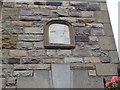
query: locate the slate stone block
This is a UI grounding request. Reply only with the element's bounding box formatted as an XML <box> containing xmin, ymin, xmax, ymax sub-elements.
<box><xmin>33</xmin><ymin>9</ymin><xmax>50</xmax><ymax>16</ymax></box>
<box><xmin>109</xmin><ymin>51</ymin><xmax>119</xmax><ymax>63</ymax></box>
<box><xmin>75</xmin><ymin>36</ymin><xmax>89</xmax><ymax>42</ymax></box>
<box><xmin>47</xmin><ymin>2</ymin><xmax>62</xmax><ymax>6</ymax></box>
<box><xmin>94</xmin><ymin>11</ymin><xmax>110</xmax><ymax>22</ymax></box>
<box><xmin>20</xmin><ymin>9</ymin><xmax>33</xmax><ymax>16</ymax></box>
<box><xmin>72</xmin><ymin>70</ymin><xmax>88</xmax><ymax>88</ymax></box>
<box><xmin>98</xmin><ymin>36</ymin><xmax>117</xmax><ymax>50</ymax></box>
<box><xmin>96</xmin><ymin>64</ymin><xmax>118</xmax><ymax>76</ymax></box>
<box><xmin>72</xmin><ymin>70</ymin><xmax>104</xmax><ymax>88</ymax></box>
<box><xmin>70</xmin><ymin>3</ymin><xmax>88</xmax><ymax>11</ymax></box>
<box><xmin>8</xmin><ymin>58</ymin><xmax>20</xmax><ymax>64</ymax></box>
<box><xmin>103</xmin><ymin>23</ymin><xmax>113</xmax><ymax>36</ymax></box>
<box><xmin>19</xmin><ymin>16</ymin><xmax>41</xmax><ymax>21</ymax></box>
<box><xmin>52</xmin><ymin>64</ymin><xmax>70</xmax><ymax>88</ymax></box>
<box><xmin>17</xmin><ymin>70</ymin><xmax>50</xmax><ymax>88</ymax></box>
<box><xmin>11</xmin><ymin>27</ymin><xmax>24</xmax><ymax>34</ymax></box>
<box><xmin>86</xmin><ymin>4</ymin><xmax>100</xmax><ymax>11</ymax></box>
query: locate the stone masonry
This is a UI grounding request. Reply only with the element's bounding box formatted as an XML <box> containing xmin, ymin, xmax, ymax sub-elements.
<box><xmin>1</xmin><ymin>0</ymin><xmax>120</xmax><ymax>88</ymax></box>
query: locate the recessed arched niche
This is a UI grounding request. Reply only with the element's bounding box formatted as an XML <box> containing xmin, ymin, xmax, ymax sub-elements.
<box><xmin>44</xmin><ymin>20</ymin><xmax>75</xmax><ymax>49</ymax></box>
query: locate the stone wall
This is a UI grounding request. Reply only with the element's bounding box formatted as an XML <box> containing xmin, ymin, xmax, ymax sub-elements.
<box><xmin>1</xmin><ymin>0</ymin><xmax>119</xmax><ymax>88</ymax></box>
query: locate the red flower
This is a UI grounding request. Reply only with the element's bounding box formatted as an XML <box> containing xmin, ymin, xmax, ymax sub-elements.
<box><xmin>111</xmin><ymin>76</ymin><xmax>119</xmax><ymax>82</ymax></box>
<box><xmin>105</xmin><ymin>82</ymin><xmax>112</xmax><ymax>86</ymax></box>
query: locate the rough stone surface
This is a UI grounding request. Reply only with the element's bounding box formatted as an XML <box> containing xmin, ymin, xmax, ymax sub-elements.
<box><xmin>71</xmin><ymin>63</ymin><xmax>95</xmax><ymax>70</ymax></box>
<box><xmin>2</xmin><ymin>35</ymin><xmax>17</xmax><ymax>49</ymax></box>
<box><xmin>57</xmin><ymin>50</ymin><xmax>71</xmax><ymax>56</ymax></box>
<box><xmin>8</xmin><ymin>58</ymin><xmax>20</xmax><ymax>64</ymax></box>
<box><xmin>17</xmin><ymin>70</ymin><xmax>50</xmax><ymax>88</ymax></box>
<box><xmin>46</xmin><ymin>50</ymin><xmax>57</xmax><ymax>57</ymax></box>
<box><xmin>81</xmin><ymin>11</ymin><xmax>94</xmax><ymax>17</ymax></box>
<box><xmin>42</xmin><ymin>59</ymin><xmax>64</xmax><ymax>64</ymax></box>
<box><xmin>33</xmin><ymin>9</ymin><xmax>50</xmax><ymax>16</ymax></box>
<box><xmin>72</xmin><ymin>70</ymin><xmax>88</xmax><ymax>88</ymax></box>
<box><xmin>17</xmin><ymin>42</ymin><xmax>33</xmax><ymax>50</ymax></box>
<box><xmin>91</xmin><ymin>29</ymin><xmax>104</xmax><ymax>36</ymax></box>
<box><xmin>51</xmin><ymin>9</ymin><xmax>69</xmax><ymax>17</ymax></box>
<box><xmin>12</xmin><ymin>21</ymin><xmax>33</xmax><ymax>26</ymax></box>
<box><xmin>64</xmin><ymin>57</ymin><xmax>83</xmax><ymax>63</ymax></box>
<box><xmin>13</xmin><ymin>71</ymin><xmax>33</xmax><ymax>77</ymax></box>
<box><xmin>6</xmin><ymin>77</ymin><xmax>17</xmax><ymax>86</ymax></box>
<box><xmin>33</xmin><ymin>42</ymin><xmax>44</xmax><ymax>49</ymax></box>
<box><xmin>11</xmin><ymin>27</ymin><xmax>24</xmax><ymax>34</ymax></box>
<box><xmin>84</xmin><ymin>57</ymin><xmax>101</xmax><ymax>63</ymax></box>
<box><xmin>89</xmin><ymin>36</ymin><xmax>98</xmax><ymax>42</ymax></box>
<box><xmin>98</xmin><ymin>37</ymin><xmax>117</xmax><ymax>50</ymax></box>
<box><xmin>28</xmin><ymin>50</ymin><xmax>45</xmax><ymax>57</ymax></box>
<box><xmin>75</xmin><ymin>36</ymin><xmax>89</xmax><ymax>42</ymax></box>
<box><xmin>103</xmin><ymin>23</ymin><xmax>113</xmax><ymax>36</ymax></box>
<box><xmin>96</xmin><ymin>64</ymin><xmax>118</xmax><ymax>76</ymax></box>
<box><xmin>20</xmin><ymin>9</ymin><xmax>33</xmax><ymax>16</ymax></box>
<box><xmin>69</xmin><ymin>9</ymin><xmax>81</xmax><ymax>17</ymax></box>
<box><xmin>18</xmin><ymin>35</ymin><xmax>43</xmax><ymax>41</ymax></box>
<box><xmin>25</xmin><ymin>27</ymin><xmax>43</xmax><ymax>34</ymax></box>
<box><xmin>94</xmin><ymin>11</ymin><xmax>110</xmax><ymax>22</ymax></box>
<box><xmin>14</xmin><ymin>64</ymin><xmax>27</xmax><ymax>70</ymax></box>
<box><xmin>40</xmin><ymin>6</ymin><xmax>57</xmax><ymax>9</ymax></box>
<box><xmin>20</xmin><ymin>16</ymin><xmax>41</xmax><ymax>21</ymax></box>
<box><xmin>89</xmin><ymin>70</ymin><xmax>96</xmax><ymax>76</ymax></box>
<box><xmin>76</xmin><ymin>18</ymin><xmax>95</xmax><ymax>23</ymax></box>
<box><xmin>86</xmin><ymin>23</ymin><xmax>103</xmax><ymax>28</ymax></box>
<box><xmin>27</xmin><ymin>64</ymin><xmax>50</xmax><ymax>70</ymax></box>
<box><xmin>109</xmin><ymin>51</ymin><xmax>119</xmax><ymax>63</ymax></box>
<box><xmin>100</xmin><ymin>3</ymin><xmax>107</xmax><ymax>10</ymax></box>
<box><xmin>9</xmin><ymin>50</ymin><xmax>27</xmax><ymax>57</ymax></box>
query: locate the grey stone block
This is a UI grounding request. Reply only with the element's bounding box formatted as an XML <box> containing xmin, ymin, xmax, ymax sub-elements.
<box><xmin>17</xmin><ymin>70</ymin><xmax>50</xmax><ymax>88</ymax></box>
<box><xmin>28</xmin><ymin>50</ymin><xmax>45</xmax><ymax>57</ymax></box>
<box><xmin>94</xmin><ymin>11</ymin><xmax>110</xmax><ymax>22</ymax></box>
<box><xmin>8</xmin><ymin>58</ymin><xmax>20</xmax><ymax>64</ymax></box>
<box><xmin>75</xmin><ymin>36</ymin><xmax>89</xmax><ymax>42</ymax></box>
<box><xmin>20</xmin><ymin>9</ymin><xmax>33</xmax><ymax>16</ymax></box>
<box><xmin>86</xmin><ymin>77</ymin><xmax>104</xmax><ymax>88</ymax></box>
<box><xmin>24</xmin><ymin>27</ymin><xmax>43</xmax><ymax>34</ymax></box>
<box><xmin>52</xmin><ymin>64</ymin><xmax>70</xmax><ymax>88</ymax></box>
<box><xmin>18</xmin><ymin>35</ymin><xmax>43</xmax><ymax>41</ymax></box>
<box><xmin>72</xmin><ymin>70</ymin><xmax>104</xmax><ymax>88</ymax></box>
<box><xmin>51</xmin><ymin>9</ymin><xmax>69</xmax><ymax>17</ymax></box>
<box><xmin>86</xmin><ymin>4</ymin><xmax>100</xmax><ymax>11</ymax></box>
<box><xmin>73</xmin><ymin>46</ymin><xmax>91</xmax><ymax>57</ymax></box>
<box><xmin>103</xmin><ymin>23</ymin><xmax>113</xmax><ymax>36</ymax></box>
<box><xmin>17</xmin><ymin>42</ymin><xmax>33</xmax><ymax>50</ymax></box>
<box><xmin>91</xmin><ymin>29</ymin><xmax>104</xmax><ymax>36</ymax></box>
<box><xmin>72</xmin><ymin>70</ymin><xmax>88</xmax><ymax>88</ymax></box>
<box><xmin>109</xmin><ymin>51</ymin><xmax>119</xmax><ymax>63</ymax></box>
<box><xmin>20</xmin><ymin>16</ymin><xmax>41</xmax><ymax>21</ymax></box>
<box><xmin>98</xmin><ymin>36</ymin><xmax>117</xmax><ymax>50</ymax></box>
<box><xmin>69</xmin><ymin>9</ymin><xmax>81</xmax><ymax>17</ymax></box>
<box><xmin>96</xmin><ymin>64</ymin><xmax>118</xmax><ymax>76</ymax></box>
<box><xmin>11</xmin><ymin>27</ymin><xmax>24</xmax><ymax>34</ymax></box>
<box><xmin>33</xmin><ymin>9</ymin><xmax>50</xmax><ymax>16</ymax></box>
<box><xmin>13</xmin><ymin>70</ymin><xmax>33</xmax><ymax>77</ymax></box>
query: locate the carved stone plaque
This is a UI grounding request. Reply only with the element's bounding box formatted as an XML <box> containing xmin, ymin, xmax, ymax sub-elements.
<box><xmin>44</xmin><ymin>20</ymin><xmax>75</xmax><ymax>49</ymax></box>
<box><xmin>49</xmin><ymin>24</ymin><xmax>70</xmax><ymax>45</ymax></box>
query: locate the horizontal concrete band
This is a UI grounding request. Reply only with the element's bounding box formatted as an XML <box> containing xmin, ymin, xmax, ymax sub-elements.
<box><xmin>2</xmin><ymin>0</ymin><xmax>106</xmax><ymax>2</ymax></box>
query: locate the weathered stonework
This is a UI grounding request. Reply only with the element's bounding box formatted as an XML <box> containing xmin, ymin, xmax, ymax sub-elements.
<box><xmin>2</xmin><ymin>35</ymin><xmax>17</xmax><ymax>49</ymax></box>
<box><xmin>1</xmin><ymin>0</ymin><xmax>119</xmax><ymax>88</ymax></box>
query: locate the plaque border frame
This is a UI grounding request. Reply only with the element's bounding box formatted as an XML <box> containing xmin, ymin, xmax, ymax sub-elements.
<box><xmin>44</xmin><ymin>20</ymin><xmax>75</xmax><ymax>49</ymax></box>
